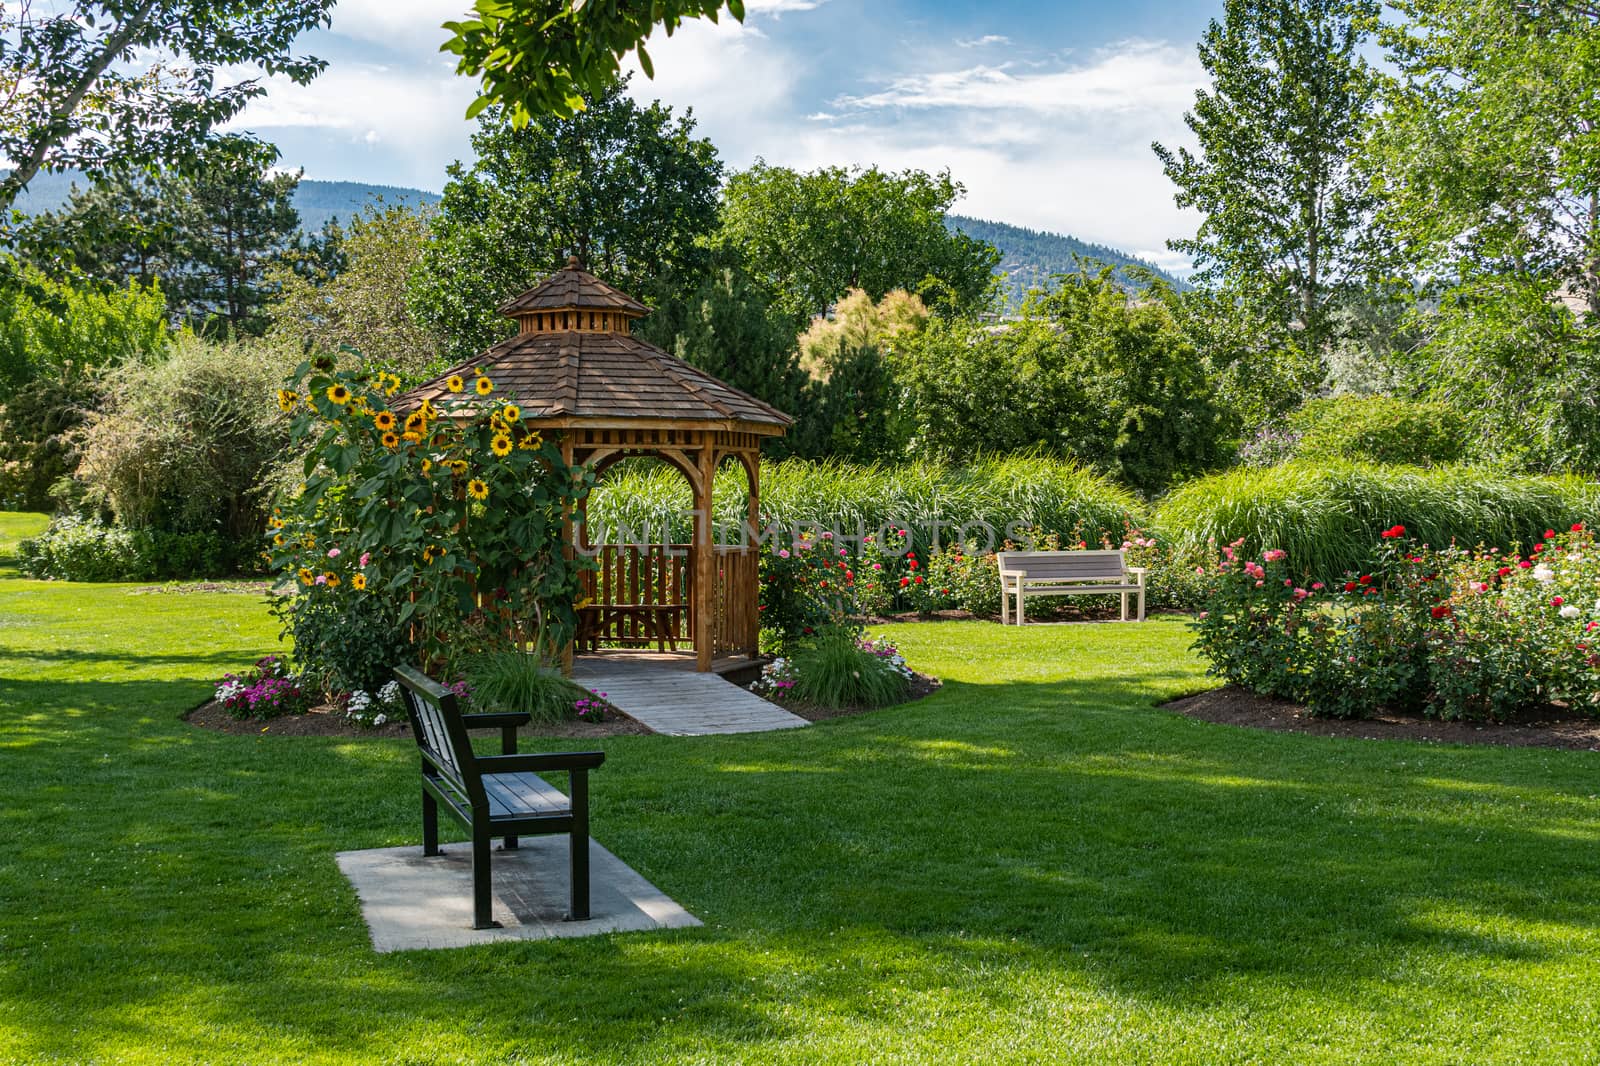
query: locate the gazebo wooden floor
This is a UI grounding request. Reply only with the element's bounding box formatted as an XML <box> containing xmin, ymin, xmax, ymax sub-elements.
<box><xmin>572</xmin><ymin>654</ymin><xmax>808</xmax><ymax>737</ymax></box>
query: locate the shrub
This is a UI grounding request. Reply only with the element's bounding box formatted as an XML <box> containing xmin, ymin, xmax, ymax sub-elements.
<box><xmin>1156</xmin><ymin>461</ymin><xmax>1598</xmax><ymax>586</ymax></box>
<box><xmin>18</xmin><ymin>516</ymin><xmax>240</xmax><ymax>581</ymax></box>
<box><xmin>1288</xmin><ymin>396</ymin><xmax>1467</xmax><ymax>466</ymax></box>
<box><xmin>75</xmin><ymin>334</ymin><xmax>298</xmax><ymax>559</ymax></box>
<box><xmin>278</xmin><ymin>587</ymin><xmax>411</xmax><ymax>697</ymax></box>
<box><xmin>759</xmin><ymin>530</ymin><xmax>860</xmax><ymax>649</ymax></box>
<box><xmin>1191</xmin><ymin>525</ymin><xmax>1600</xmax><ymax>721</ymax></box>
<box><xmin>463</xmin><ymin>649</ymin><xmax>587</xmax><ymax>725</ymax></box>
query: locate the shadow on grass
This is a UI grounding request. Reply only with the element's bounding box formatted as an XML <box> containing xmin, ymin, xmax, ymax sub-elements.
<box><xmin>4</xmin><ymin>668</ymin><xmax>1600</xmax><ymax>1061</ymax></box>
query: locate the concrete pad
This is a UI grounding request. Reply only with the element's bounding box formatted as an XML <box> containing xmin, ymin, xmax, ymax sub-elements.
<box><xmin>336</xmin><ymin>837</ymin><xmax>701</xmax><ymax>952</ymax></box>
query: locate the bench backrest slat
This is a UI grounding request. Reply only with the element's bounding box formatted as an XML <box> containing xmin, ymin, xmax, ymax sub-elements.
<box><xmin>996</xmin><ymin>549</ymin><xmax>1126</xmax><ymax>581</ymax></box>
<box><xmin>394</xmin><ymin>665</ymin><xmax>487</xmax><ymax>807</ymax></box>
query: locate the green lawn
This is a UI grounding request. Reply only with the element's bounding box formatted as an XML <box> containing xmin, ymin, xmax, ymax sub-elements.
<box><xmin>3</xmin><ymin>513</ymin><xmax>1600</xmax><ymax>1064</ymax></box>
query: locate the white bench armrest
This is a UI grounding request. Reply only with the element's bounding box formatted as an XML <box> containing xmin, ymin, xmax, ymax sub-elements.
<box><xmin>1126</xmin><ymin>567</ymin><xmax>1149</xmax><ymax>575</ymax></box>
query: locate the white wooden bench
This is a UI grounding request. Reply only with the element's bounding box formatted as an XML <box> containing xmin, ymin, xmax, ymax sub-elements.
<box><xmin>996</xmin><ymin>549</ymin><xmax>1147</xmax><ymax>624</ymax></box>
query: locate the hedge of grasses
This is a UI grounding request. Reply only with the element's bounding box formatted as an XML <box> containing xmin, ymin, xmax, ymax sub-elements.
<box><xmin>585</xmin><ymin>454</ymin><xmax>1145</xmax><ymax>554</ymax></box>
<box><xmin>1154</xmin><ymin>461</ymin><xmax>1600</xmax><ymax>583</ymax></box>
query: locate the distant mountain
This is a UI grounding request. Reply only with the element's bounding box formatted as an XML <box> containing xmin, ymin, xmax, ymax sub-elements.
<box><xmin>949</xmin><ymin>215</ymin><xmax>1188</xmax><ymax>305</ymax></box>
<box><xmin>10</xmin><ymin>173</ymin><xmax>1182</xmax><ymax>304</ymax></box>
<box><xmin>7</xmin><ymin>171</ymin><xmax>441</xmax><ymax>233</ymax></box>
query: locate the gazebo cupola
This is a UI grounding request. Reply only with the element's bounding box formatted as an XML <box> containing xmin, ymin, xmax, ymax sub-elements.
<box><xmin>402</xmin><ymin>256</ymin><xmax>792</xmax><ymax>672</ymax></box>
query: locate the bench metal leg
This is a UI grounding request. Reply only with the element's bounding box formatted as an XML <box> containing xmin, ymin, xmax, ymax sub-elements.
<box><xmin>568</xmin><ymin>770</ymin><xmax>591</xmax><ymax>921</ymax></box>
<box><xmin>471</xmin><ymin>825</ymin><xmax>500</xmax><ymax>929</ymax></box>
<box><xmin>422</xmin><ymin>788</ymin><xmax>440</xmax><ymax>857</ymax></box>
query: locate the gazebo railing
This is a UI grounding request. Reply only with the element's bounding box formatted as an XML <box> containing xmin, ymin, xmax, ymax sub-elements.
<box><xmin>575</xmin><ymin>543</ymin><xmax>760</xmax><ymax>659</ymax></box>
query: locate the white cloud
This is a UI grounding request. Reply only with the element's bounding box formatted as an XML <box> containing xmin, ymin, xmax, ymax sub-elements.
<box><xmin>324</xmin><ymin>0</ymin><xmax>461</xmax><ymax>52</ymax></box>
<box><xmin>957</xmin><ymin>35</ymin><xmax>1012</xmax><ymax>48</ymax></box>
<box><xmin>744</xmin><ymin>0</ymin><xmax>827</xmax><ymax>12</ymax></box>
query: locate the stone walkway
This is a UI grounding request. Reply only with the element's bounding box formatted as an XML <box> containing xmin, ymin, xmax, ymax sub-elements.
<box><xmin>571</xmin><ymin>657</ymin><xmax>809</xmax><ymax>736</ymax></box>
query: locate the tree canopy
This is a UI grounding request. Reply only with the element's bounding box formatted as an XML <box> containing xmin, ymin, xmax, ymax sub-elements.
<box><xmin>410</xmin><ymin>79</ymin><xmax>723</xmax><ymax>360</ymax></box>
<box><xmin>442</xmin><ymin>0</ymin><xmax>743</xmax><ymax>122</ymax></box>
<box><xmin>718</xmin><ymin>163</ymin><xmax>1000</xmax><ymax>325</ymax></box>
<box><xmin>0</xmin><ymin>0</ymin><xmax>333</xmax><ymax>212</ymax></box>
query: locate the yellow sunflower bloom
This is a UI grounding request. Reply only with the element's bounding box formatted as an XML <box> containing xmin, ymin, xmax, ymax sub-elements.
<box><xmin>421</xmin><ymin>547</ymin><xmax>435</xmax><ymax>564</ymax></box>
<box><xmin>490</xmin><ymin>434</ymin><xmax>513</xmax><ymax>457</ymax></box>
<box><xmin>373</xmin><ymin>410</ymin><xmax>397</xmax><ymax>431</ymax></box>
<box><xmin>446</xmin><ymin>375</ymin><xmax>464</xmax><ymax>393</ymax></box>
<box><xmin>325</xmin><ymin>573</ymin><xmax>341</xmax><ymax>588</ymax></box>
<box><xmin>298</xmin><ymin>568</ymin><xmax>315</xmax><ymax>586</ymax></box>
<box><xmin>466</xmin><ymin>478</ymin><xmax>489</xmax><ymax>500</ymax></box>
<box><xmin>273</xmin><ymin>534</ymin><xmax>285</xmax><ymax>547</ymax></box>
<box><xmin>381</xmin><ymin>431</ymin><xmax>400</xmax><ymax>448</ymax></box>
<box><xmin>475</xmin><ymin>375</ymin><xmax>494</xmax><ymax>396</ymax></box>
<box><xmin>277</xmin><ymin>389</ymin><xmax>298</xmax><ymax>413</ymax></box>
<box><xmin>518</xmin><ymin>431</ymin><xmax>543</xmax><ymax>450</ymax></box>
<box><xmin>402</xmin><ymin>431</ymin><xmax>422</xmax><ymax>444</ymax></box>
<box><xmin>449</xmin><ymin>460</ymin><xmax>468</xmax><ymax>475</ymax></box>
<box><xmin>303</xmin><ymin>534</ymin><xmax>317</xmax><ymax>548</ymax></box>
<box><xmin>327</xmin><ymin>384</ymin><xmax>352</xmax><ymax>404</ymax></box>
<box><xmin>351</xmin><ymin>573</ymin><xmax>368</xmax><ymax>591</ymax></box>
<box><xmin>403</xmin><ymin>412</ymin><xmax>424</xmax><ymax>433</ymax></box>
<box><xmin>502</xmin><ymin>404</ymin><xmax>521</xmax><ymax>423</ymax></box>
<box><xmin>421</xmin><ymin>459</ymin><xmax>432</xmax><ymax>474</ymax></box>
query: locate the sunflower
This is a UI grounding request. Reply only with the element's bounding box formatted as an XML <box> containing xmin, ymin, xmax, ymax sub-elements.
<box><xmin>268</xmin><ymin>517</ymin><xmax>284</xmax><ymax>530</ymax></box>
<box><xmin>490</xmin><ymin>434</ymin><xmax>513</xmax><ymax>457</ymax></box>
<box><xmin>303</xmin><ymin>534</ymin><xmax>317</xmax><ymax>548</ymax></box>
<box><xmin>325</xmin><ymin>573</ymin><xmax>341</xmax><ymax>588</ymax></box>
<box><xmin>298</xmin><ymin>568</ymin><xmax>315</xmax><ymax>586</ymax></box>
<box><xmin>475</xmin><ymin>375</ymin><xmax>495</xmax><ymax>396</ymax></box>
<box><xmin>421</xmin><ymin>459</ymin><xmax>433</xmax><ymax>474</ymax></box>
<box><xmin>373</xmin><ymin>410</ymin><xmax>397</xmax><ymax>431</ymax></box>
<box><xmin>446</xmin><ymin>375</ymin><xmax>464</xmax><ymax>393</ymax></box>
<box><xmin>421</xmin><ymin>547</ymin><xmax>436</xmax><ymax>565</ymax></box>
<box><xmin>518</xmin><ymin>431</ymin><xmax>543</xmax><ymax>450</ymax></box>
<box><xmin>449</xmin><ymin>459</ymin><xmax>468</xmax><ymax>475</ymax></box>
<box><xmin>466</xmin><ymin>478</ymin><xmax>489</xmax><ymax>500</ymax></box>
<box><xmin>379</xmin><ymin>372</ymin><xmax>401</xmax><ymax>396</ymax></box>
<box><xmin>273</xmin><ymin>534</ymin><xmax>285</xmax><ymax>547</ymax></box>
<box><xmin>403</xmin><ymin>411</ymin><xmax>424</xmax><ymax>433</ymax></box>
<box><xmin>326</xmin><ymin>384</ymin><xmax>352</xmax><ymax>405</ymax></box>
<box><xmin>502</xmin><ymin>403</ymin><xmax>521</xmax><ymax>423</ymax></box>
<box><xmin>381</xmin><ymin>431</ymin><xmax>400</xmax><ymax>448</ymax></box>
<box><xmin>402</xmin><ymin>431</ymin><xmax>423</xmax><ymax>444</ymax></box>
<box><xmin>277</xmin><ymin>389</ymin><xmax>298</xmax><ymax>413</ymax></box>
<box><xmin>420</xmin><ymin>399</ymin><xmax>438</xmax><ymax>418</ymax></box>
<box><xmin>351</xmin><ymin>573</ymin><xmax>368</xmax><ymax>591</ymax></box>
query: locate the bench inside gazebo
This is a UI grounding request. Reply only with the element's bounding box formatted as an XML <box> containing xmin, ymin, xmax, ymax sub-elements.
<box><xmin>402</xmin><ymin>257</ymin><xmax>792</xmax><ymax>674</ymax></box>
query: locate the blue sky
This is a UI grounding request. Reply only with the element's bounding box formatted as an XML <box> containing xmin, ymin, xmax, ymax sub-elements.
<box><xmin>231</xmin><ymin>0</ymin><xmax>1224</xmax><ymax>270</ymax></box>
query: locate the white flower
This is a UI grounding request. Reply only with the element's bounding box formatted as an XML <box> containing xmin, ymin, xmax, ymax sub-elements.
<box><xmin>215</xmin><ymin>679</ymin><xmax>245</xmax><ymax>701</ymax></box>
<box><xmin>347</xmin><ymin>690</ymin><xmax>372</xmax><ymax>713</ymax></box>
<box><xmin>373</xmin><ymin>714</ymin><xmax>388</xmax><ymax>726</ymax></box>
<box><xmin>1533</xmin><ymin>565</ymin><xmax>1556</xmax><ymax>583</ymax></box>
<box><xmin>1561</xmin><ymin>605</ymin><xmax>1581</xmax><ymax>619</ymax></box>
<box><xmin>378</xmin><ymin>680</ymin><xmax>401</xmax><ymax>705</ymax></box>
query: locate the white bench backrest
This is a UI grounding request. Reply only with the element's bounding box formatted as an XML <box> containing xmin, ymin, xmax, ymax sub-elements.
<box><xmin>996</xmin><ymin>549</ymin><xmax>1126</xmax><ymax>582</ymax></box>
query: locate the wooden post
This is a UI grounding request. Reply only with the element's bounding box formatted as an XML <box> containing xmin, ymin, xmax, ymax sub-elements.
<box><xmin>560</xmin><ymin>434</ymin><xmax>577</xmax><ymax>677</ymax></box>
<box><xmin>693</xmin><ymin>440</ymin><xmax>716</xmax><ymax>672</ymax></box>
<box><xmin>745</xmin><ymin>451</ymin><xmax>761</xmax><ymax>659</ymax></box>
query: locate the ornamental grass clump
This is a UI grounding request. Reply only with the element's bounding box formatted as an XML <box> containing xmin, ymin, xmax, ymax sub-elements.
<box><xmin>786</xmin><ymin>625</ymin><xmax>910</xmax><ymax>710</ymax></box>
<box><xmin>463</xmin><ymin>648</ymin><xmax>587</xmax><ymax>725</ymax></box>
<box><xmin>1191</xmin><ymin>523</ymin><xmax>1600</xmax><ymax>722</ymax></box>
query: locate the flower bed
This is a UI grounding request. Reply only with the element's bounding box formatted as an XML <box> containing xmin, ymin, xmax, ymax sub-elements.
<box><xmin>1191</xmin><ymin>524</ymin><xmax>1600</xmax><ymax>721</ymax></box>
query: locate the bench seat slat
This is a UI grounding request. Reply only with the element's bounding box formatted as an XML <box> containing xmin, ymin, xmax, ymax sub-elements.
<box><xmin>482</xmin><ymin>771</ymin><xmax>571</xmax><ymax>820</ymax></box>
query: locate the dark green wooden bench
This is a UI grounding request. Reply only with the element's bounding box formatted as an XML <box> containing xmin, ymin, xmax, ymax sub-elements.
<box><xmin>393</xmin><ymin>666</ymin><xmax>606</xmax><ymax>929</ymax></box>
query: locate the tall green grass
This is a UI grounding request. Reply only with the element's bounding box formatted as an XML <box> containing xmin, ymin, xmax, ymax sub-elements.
<box><xmin>584</xmin><ymin>454</ymin><xmax>1145</xmax><ymax>554</ymax></box>
<box><xmin>1154</xmin><ymin>461</ymin><xmax>1600</xmax><ymax>582</ymax></box>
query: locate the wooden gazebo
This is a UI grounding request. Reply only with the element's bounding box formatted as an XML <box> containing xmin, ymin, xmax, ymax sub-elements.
<box><xmin>403</xmin><ymin>257</ymin><xmax>792</xmax><ymax>672</ymax></box>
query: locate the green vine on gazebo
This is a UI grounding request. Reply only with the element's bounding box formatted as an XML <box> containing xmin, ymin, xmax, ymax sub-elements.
<box><xmin>267</xmin><ymin>359</ymin><xmax>594</xmax><ymax>673</ymax></box>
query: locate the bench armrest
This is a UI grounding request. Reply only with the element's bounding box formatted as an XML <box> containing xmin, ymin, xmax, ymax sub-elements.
<box><xmin>462</xmin><ymin>712</ymin><xmax>532</xmax><ymax>730</ymax></box>
<box><xmin>477</xmin><ymin>751</ymin><xmax>606</xmax><ymax>774</ymax></box>
<box><xmin>1126</xmin><ymin>567</ymin><xmax>1149</xmax><ymax>575</ymax></box>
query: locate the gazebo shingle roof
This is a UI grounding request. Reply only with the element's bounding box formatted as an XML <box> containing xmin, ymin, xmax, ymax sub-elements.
<box><xmin>497</xmin><ymin>257</ymin><xmax>650</xmax><ymax>316</ymax></box>
<box><xmin>402</xmin><ymin>331</ymin><xmax>793</xmax><ymax>430</ymax></box>
<box><xmin>400</xmin><ymin>259</ymin><xmax>792</xmax><ymax>433</ymax></box>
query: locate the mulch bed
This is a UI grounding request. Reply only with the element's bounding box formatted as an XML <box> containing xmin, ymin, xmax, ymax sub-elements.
<box><xmin>1165</xmin><ymin>686</ymin><xmax>1600</xmax><ymax>751</ymax></box>
<box><xmin>756</xmin><ymin>671</ymin><xmax>944</xmax><ymax>723</ymax></box>
<box><xmin>183</xmin><ymin>700</ymin><xmax>651</xmax><ymax>738</ymax></box>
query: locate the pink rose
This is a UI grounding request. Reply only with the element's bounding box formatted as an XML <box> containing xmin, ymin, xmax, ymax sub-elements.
<box><xmin>359</xmin><ymin>552</ymin><xmax>371</xmax><ymax>567</ymax></box>
<box><xmin>327</xmin><ymin>547</ymin><xmax>341</xmax><ymax>559</ymax></box>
